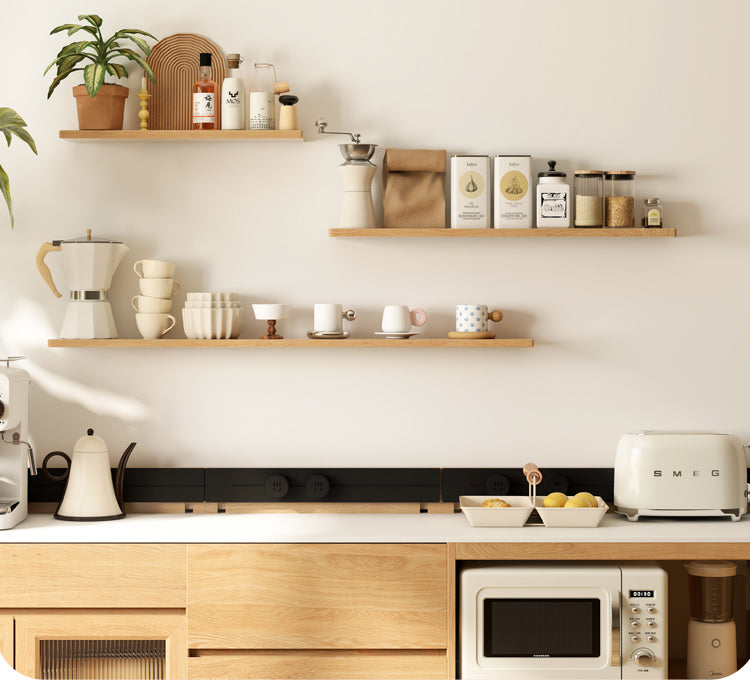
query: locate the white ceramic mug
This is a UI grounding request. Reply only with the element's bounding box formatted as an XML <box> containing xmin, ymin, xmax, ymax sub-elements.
<box><xmin>138</xmin><ymin>278</ymin><xmax>182</xmax><ymax>299</ymax></box>
<box><xmin>131</xmin><ymin>295</ymin><xmax>173</xmax><ymax>314</ymax></box>
<box><xmin>135</xmin><ymin>313</ymin><xmax>176</xmax><ymax>339</ymax></box>
<box><xmin>455</xmin><ymin>305</ymin><xmax>502</xmax><ymax>332</ymax></box>
<box><xmin>134</xmin><ymin>259</ymin><xmax>176</xmax><ymax>279</ymax></box>
<box><xmin>382</xmin><ymin>305</ymin><xmax>427</xmax><ymax>334</ymax></box>
<box><xmin>314</xmin><ymin>304</ymin><xmax>357</xmax><ymax>332</ymax></box>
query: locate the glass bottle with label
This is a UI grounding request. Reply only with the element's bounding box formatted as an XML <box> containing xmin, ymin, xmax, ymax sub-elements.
<box><xmin>192</xmin><ymin>53</ymin><xmax>217</xmax><ymax>130</ymax></box>
<box><xmin>249</xmin><ymin>63</ymin><xmax>275</xmax><ymax>130</ymax></box>
<box><xmin>643</xmin><ymin>198</ymin><xmax>663</xmax><ymax>227</ymax></box>
<box><xmin>536</xmin><ymin>160</ymin><xmax>570</xmax><ymax>228</ymax></box>
<box><xmin>221</xmin><ymin>53</ymin><xmax>246</xmax><ymax>130</ymax></box>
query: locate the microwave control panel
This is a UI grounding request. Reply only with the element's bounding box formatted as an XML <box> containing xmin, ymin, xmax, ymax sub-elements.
<box><xmin>621</xmin><ymin>566</ymin><xmax>668</xmax><ymax>678</ymax></box>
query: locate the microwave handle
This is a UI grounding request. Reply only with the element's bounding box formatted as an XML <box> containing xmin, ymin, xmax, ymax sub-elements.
<box><xmin>611</xmin><ymin>593</ymin><xmax>621</xmax><ymax>667</ymax></box>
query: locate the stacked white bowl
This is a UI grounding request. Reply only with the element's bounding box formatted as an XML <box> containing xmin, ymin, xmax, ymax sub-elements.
<box><xmin>183</xmin><ymin>293</ymin><xmax>242</xmax><ymax>339</ymax></box>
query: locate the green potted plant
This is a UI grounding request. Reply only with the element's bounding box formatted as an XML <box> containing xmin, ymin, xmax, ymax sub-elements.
<box><xmin>45</xmin><ymin>14</ymin><xmax>156</xmax><ymax>130</ymax></box>
<box><xmin>0</xmin><ymin>108</ymin><xmax>37</xmax><ymax>228</ymax></box>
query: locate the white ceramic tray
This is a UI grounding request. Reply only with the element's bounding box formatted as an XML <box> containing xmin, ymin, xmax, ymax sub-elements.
<box><xmin>459</xmin><ymin>496</ymin><xmax>534</xmax><ymax>527</ymax></box>
<box><xmin>535</xmin><ymin>496</ymin><xmax>609</xmax><ymax>528</ymax></box>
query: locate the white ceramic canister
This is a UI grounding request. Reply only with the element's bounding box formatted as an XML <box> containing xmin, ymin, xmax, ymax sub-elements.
<box><xmin>451</xmin><ymin>155</ymin><xmax>490</xmax><ymax>228</ymax></box>
<box><xmin>536</xmin><ymin>160</ymin><xmax>570</xmax><ymax>228</ymax></box>
<box><xmin>221</xmin><ymin>53</ymin><xmax>246</xmax><ymax>130</ymax></box>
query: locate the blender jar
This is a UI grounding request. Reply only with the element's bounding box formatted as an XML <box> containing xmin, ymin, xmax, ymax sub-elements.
<box><xmin>574</xmin><ymin>171</ymin><xmax>603</xmax><ymax>227</ymax></box>
<box><xmin>687</xmin><ymin>561</ymin><xmax>736</xmax><ymax>623</ymax></box>
<box><xmin>604</xmin><ymin>170</ymin><xmax>636</xmax><ymax>227</ymax></box>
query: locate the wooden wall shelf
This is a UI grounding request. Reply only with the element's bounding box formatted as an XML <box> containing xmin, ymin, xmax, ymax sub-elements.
<box><xmin>329</xmin><ymin>227</ymin><xmax>676</xmax><ymax>238</ymax></box>
<box><xmin>48</xmin><ymin>338</ymin><xmax>534</xmax><ymax>349</ymax></box>
<box><xmin>59</xmin><ymin>130</ymin><xmax>303</xmax><ymax>142</ymax></box>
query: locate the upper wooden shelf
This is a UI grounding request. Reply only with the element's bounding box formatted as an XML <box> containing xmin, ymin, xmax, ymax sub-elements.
<box><xmin>59</xmin><ymin>130</ymin><xmax>303</xmax><ymax>142</ymax></box>
<box><xmin>329</xmin><ymin>228</ymin><xmax>676</xmax><ymax>238</ymax></box>
<box><xmin>48</xmin><ymin>338</ymin><xmax>533</xmax><ymax>349</ymax></box>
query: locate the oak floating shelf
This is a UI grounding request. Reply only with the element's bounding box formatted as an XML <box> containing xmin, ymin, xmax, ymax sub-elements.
<box><xmin>59</xmin><ymin>129</ymin><xmax>303</xmax><ymax>142</ymax></box>
<box><xmin>329</xmin><ymin>227</ymin><xmax>676</xmax><ymax>238</ymax></box>
<box><xmin>48</xmin><ymin>338</ymin><xmax>534</xmax><ymax>349</ymax></box>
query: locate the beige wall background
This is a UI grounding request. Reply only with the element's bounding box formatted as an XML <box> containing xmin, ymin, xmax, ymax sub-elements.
<box><xmin>1</xmin><ymin>0</ymin><xmax>749</xmax><ymax>468</ymax></box>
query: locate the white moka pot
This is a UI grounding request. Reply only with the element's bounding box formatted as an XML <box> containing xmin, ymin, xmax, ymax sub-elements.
<box><xmin>42</xmin><ymin>429</ymin><xmax>136</xmax><ymax>521</ymax></box>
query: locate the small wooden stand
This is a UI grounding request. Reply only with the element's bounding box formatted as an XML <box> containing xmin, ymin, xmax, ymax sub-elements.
<box><xmin>261</xmin><ymin>320</ymin><xmax>283</xmax><ymax>339</ymax></box>
<box><xmin>137</xmin><ymin>90</ymin><xmax>151</xmax><ymax>130</ymax></box>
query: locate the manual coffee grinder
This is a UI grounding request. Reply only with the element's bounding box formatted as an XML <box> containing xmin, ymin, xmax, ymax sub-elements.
<box><xmin>686</xmin><ymin>561</ymin><xmax>738</xmax><ymax>679</ymax></box>
<box><xmin>315</xmin><ymin>118</ymin><xmax>377</xmax><ymax>228</ymax></box>
<box><xmin>0</xmin><ymin>357</ymin><xmax>37</xmax><ymax>530</ymax></box>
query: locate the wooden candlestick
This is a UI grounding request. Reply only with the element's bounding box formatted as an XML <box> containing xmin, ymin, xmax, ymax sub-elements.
<box><xmin>261</xmin><ymin>320</ymin><xmax>283</xmax><ymax>339</ymax></box>
<box><xmin>137</xmin><ymin>90</ymin><xmax>151</xmax><ymax>130</ymax></box>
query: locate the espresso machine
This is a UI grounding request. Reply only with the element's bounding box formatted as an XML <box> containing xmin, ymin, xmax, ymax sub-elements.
<box><xmin>0</xmin><ymin>357</ymin><xmax>37</xmax><ymax>530</ymax></box>
<box><xmin>686</xmin><ymin>561</ymin><xmax>738</xmax><ymax>679</ymax></box>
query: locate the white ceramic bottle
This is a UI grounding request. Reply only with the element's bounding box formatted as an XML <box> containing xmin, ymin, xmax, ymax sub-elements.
<box><xmin>249</xmin><ymin>63</ymin><xmax>275</xmax><ymax>130</ymax></box>
<box><xmin>536</xmin><ymin>160</ymin><xmax>570</xmax><ymax>228</ymax></box>
<box><xmin>221</xmin><ymin>53</ymin><xmax>246</xmax><ymax>130</ymax></box>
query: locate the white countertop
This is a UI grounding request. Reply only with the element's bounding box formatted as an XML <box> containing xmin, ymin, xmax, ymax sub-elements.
<box><xmin>0</xmin><ymin>512</ymin><xmax>748</xmax><ymax>543</ymax></box>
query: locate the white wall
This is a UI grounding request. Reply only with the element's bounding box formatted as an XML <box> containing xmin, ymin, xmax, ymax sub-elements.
<box><xmin>2</xmin><ymin>0</ymin><xmax>749</xmax><ymax>469</ymax></box>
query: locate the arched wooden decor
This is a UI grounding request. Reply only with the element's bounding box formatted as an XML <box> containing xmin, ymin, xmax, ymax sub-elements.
<box><xmin>146</xmin><ymin>34</ymin><xmax>227</xmax><ymax>130</ymax></box>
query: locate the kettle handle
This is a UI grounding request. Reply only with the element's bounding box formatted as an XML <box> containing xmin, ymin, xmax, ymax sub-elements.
<box><xmin>42</xmin><ymin>451</ymin><xmax>71</xmax><ymax>481</ymax></box>
<box><xmin>36</xmin><ymin>242</ymin><xmax>62</xmax><ymax>298</ymax></box>
<box><xmin>115</xmin><ymin>443</ymin><xmax>137</xmax><ymax>512</ymax></box>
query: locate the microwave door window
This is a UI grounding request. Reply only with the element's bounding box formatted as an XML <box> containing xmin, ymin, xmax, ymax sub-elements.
<box><xmin>483</xmin><ymin>598</ymin><xmax>601</xmax><ymax>658</ymax></box>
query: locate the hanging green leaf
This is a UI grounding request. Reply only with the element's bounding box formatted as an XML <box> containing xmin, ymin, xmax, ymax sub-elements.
<box><xmin>114</xmin><ymin>48</ymin><xmax>155</xmax><ymax>81</ymax></box>
<box><xmin>0</xmin><ymin>164</ymin><xmax>14</xmax><ymax>228</ymax></box>
<box><xmin>50</xmin><ymin>23</ymin><xmax>82</xmax><ymax>35</ymax></box>
<box><xmin>47</xmin><ymin>67</ymin><xmax>83</xmax><ymax>99</ymax></box>
<box><xmin>77</xmin><ymin>14</ymin><xmax>103</xmax><ymax>28</ymax></box>
<box><xmin>83</xmin><ymin>63</ymin><xmax>106</xmax><ymax>97</ymax></box>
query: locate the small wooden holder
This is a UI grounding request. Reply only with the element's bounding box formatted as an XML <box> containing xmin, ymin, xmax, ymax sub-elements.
<box><xmin>137</xmin><ymin>90</ymin><xmax>151</xmax><ymax>130</ymax></box>
<box><xmin>261</xmin><ymin>320</ymin><xmax>283</xmax><ymax>339</ymax></box>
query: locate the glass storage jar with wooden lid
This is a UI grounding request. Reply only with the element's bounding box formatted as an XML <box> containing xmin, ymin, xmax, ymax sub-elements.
<box><xmin>574</xmin><ymin>171</ymin><xmax>604</xmax><ymax>227</ymax></box>
<box><xmin>604</xmin><ymin>171</ymin><xmax>636</xmax><ymax>227</ymax></box>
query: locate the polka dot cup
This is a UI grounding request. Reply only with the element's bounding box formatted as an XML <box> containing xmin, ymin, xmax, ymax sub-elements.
<box><xmin>455</xmin><ymin>305</ymin><xmax>503</xmax><ymax>332</ymax></box>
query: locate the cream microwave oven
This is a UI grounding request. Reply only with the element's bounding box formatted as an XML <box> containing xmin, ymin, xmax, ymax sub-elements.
<box><xmin>460</xmin><ymin>563</ymin><xmax>667</xmax><ymax>679</ymax></box>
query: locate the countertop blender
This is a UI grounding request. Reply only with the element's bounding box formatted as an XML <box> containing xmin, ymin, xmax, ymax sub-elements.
<box><xmin>0</xmin><ymin>357</ymin><xmax>37</xmax><ymax>530</ymax></box>
<box><xmin>686</xmin><ymin>561</ymin><xmax>739</xmax><ymax>679</ymax></box>
<box><xmin>36</xmin><ymin>229</ymin><xmax>129</xmax><ymax>338</ymax></box>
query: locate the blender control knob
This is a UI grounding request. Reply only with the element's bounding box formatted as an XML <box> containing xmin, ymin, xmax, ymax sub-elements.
<box><xmin>633</xmin><ymin>649</ymin><xmax>655</xmax><ymax>668</ymax></box>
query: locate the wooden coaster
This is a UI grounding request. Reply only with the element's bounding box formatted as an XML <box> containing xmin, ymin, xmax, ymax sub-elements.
<box><xmin>147</xmin><ymin>34</ymin><xmax>226</xmax><ymax>130</ymax></box>
<box><xmin>448</xmin><ymin>331</ymin><xmax>496</xmax><ymax>339</ymax></box>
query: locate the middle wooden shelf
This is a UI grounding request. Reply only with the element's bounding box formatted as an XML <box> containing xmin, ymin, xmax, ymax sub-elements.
<box><xmin>48</xmin><ymin>338</ymin><xmax>534</xmax><ymax>349</ymax></box>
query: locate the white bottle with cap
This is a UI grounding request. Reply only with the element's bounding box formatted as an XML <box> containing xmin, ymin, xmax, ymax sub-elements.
<box><xmin>536</xmin><ymin>160</ymin><xmax>570</xmax><ymax>228</ymax></box>
<box><xmin>221</xmin><ymin>53</ymin><xmax>246</xmax><ymax>130</ymax></box>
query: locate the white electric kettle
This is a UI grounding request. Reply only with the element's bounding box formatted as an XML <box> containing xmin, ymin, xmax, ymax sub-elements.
<box><xmin>36</xmin><ymin>229</ymin><xmax>129</xmax><ymax>339</ymax></box>
<box><xmin>42</xmin><ymin>429</ymin><xmax>136</xmax><ymax>521</ymax></box>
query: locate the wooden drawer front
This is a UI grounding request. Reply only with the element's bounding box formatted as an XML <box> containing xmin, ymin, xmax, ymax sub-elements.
<box><xmin>0</xmin><ymin>545</ymin><xmax>187</xmax><ymax>608</ymax></box>
<box><xmin>188</xmin><ymin>544</ymin><xmax>448</xmax><ymax>649</ymax></box>
<box><xmin>188</xmin><ymin>650</ymin><xmax>447</xmax><ymax>679</ymax></box>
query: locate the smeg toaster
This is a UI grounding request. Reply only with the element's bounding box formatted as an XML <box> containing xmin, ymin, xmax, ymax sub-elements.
<box><xmin>614</xmin><ymin>431</ymin><xmax>749</xmax><ymax>521</ymax></box>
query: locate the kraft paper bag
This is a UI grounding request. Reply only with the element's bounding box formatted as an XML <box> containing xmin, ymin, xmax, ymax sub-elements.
<box><xmin>383</xmin><ymin>149</ymin><xmax>446</xmax><ymax>228</ymax></box>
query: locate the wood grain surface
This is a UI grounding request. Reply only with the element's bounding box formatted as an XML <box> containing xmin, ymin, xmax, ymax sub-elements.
<box><xmin>329</xmin><ymin>227</ymin><xmax>677</xmax><ymax>238</ymax></box>
<box><xmin>187</xmin><ymin>544</ymin><xmax>448</xmax><ymax>650</ymax></box>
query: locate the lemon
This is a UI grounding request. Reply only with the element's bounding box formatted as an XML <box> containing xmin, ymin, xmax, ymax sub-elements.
<box><xmin>573</xmin><ymin>492</ymin><xmax>598</xmax><ymax>508</ymax></box>
<box><xmin>564</xmin><ymin>497</ymin><xmax>589</xmax><ymax>508</ymax></box>
<box><xmin>543</xmin><ymin>492</ymin><xmax>568</xmax><ymax>508</ymax></box>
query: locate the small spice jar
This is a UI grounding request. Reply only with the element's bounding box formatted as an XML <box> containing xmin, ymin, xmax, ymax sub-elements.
<box><xmin>644</xmin><ymin>198</ymin><xmax>663</xmax><ymax>227</ymax></box>
<box><xmin>574</xmin><ymin>171</ymin><xmax>604</xmax><ymax>227</ymax></box>
<box><xmin>604</xmin><ymin>171</ymin><xmax>636</xmax><ymax>227</ymax></box>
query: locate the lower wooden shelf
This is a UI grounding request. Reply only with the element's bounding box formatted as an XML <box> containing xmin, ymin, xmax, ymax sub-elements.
<box><xmin>59</xmin><ymin>129</ymin><xmax>303</xmax><ymax>142</ymax></box>
<box><xmin>47</xmin><ymin>338</ymin><xmax>534</xmax><ymax>348</ymax></box>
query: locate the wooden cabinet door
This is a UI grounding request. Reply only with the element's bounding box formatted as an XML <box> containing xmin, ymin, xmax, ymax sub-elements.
<box><xmin>188</xmin><ymin>544</ymin><xmax>448</xmax><ymax>650</ymax></box>
<box><xmin>0</xmin><ymin>615</ymin><xmax>13</xmax><ymax>670</ymax></box>
<box><xmin>14</xmin><ymin>612</ymin><xmax>186</xmax><ymax>679</ymax></box>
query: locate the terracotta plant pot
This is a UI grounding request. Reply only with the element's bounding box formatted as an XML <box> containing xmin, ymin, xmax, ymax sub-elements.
<box><xmin>72</xmin><ymin>84</ymin><xmax>129</xmax><ymax>130</ymax></box>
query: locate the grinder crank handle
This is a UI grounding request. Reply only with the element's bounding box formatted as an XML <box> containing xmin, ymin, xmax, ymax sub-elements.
<box><xmin>35</xmin><ymin>242</ymin><xmax>62</xmax><ymax>298</ymax></box>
